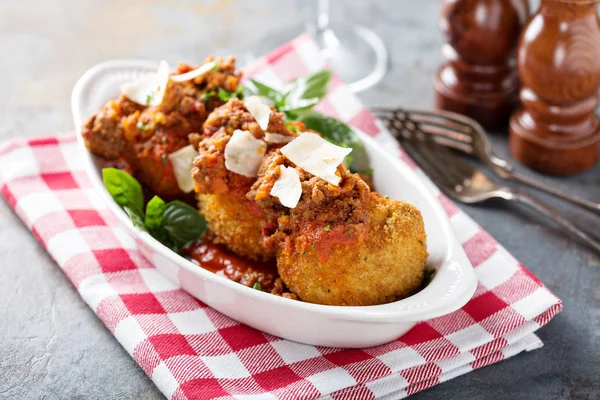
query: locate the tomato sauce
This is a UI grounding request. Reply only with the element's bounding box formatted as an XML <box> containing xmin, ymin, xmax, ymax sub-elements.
<box><xmin>183</xmin><ymin>237</ymin><xmax>280</xmax><ymax>289</ymax></box>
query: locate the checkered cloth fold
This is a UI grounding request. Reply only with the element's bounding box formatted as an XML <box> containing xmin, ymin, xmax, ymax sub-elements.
<box><xmin>0</xmin><ymin>35</ymin><xmax>561</xmax><ymax>399</ymax></box>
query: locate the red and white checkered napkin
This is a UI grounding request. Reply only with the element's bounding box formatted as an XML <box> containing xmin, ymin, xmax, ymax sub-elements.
<box><xmin>0</xmin><ymin>35</ymin><xmax>561</xmax><ymax>399</ymax></box>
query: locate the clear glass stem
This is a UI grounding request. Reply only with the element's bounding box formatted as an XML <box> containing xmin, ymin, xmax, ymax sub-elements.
<box><xmin>317</xmin><ymin>0</ymin><xmax>330</xmax><ymax>33</ymax></box>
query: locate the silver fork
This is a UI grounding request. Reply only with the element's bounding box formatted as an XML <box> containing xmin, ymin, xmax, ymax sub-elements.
<box><xmin>400</xmin><ymin>132</ymin><xmax>600</xmax><ymax>254</ymax></box>
<box><xmin>373</xmin><ymin>107</ymin><xmax>600</xmax><ymax>217</ymax></box>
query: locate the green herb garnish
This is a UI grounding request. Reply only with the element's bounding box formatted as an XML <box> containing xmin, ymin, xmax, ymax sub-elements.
<box><xmin>284</xmin><ymin>121</ymin><xmax>301</xmax><ymax>133</ymax></box>
<box><xmin>253</xmin><ymin>282</ymin><xmax>262</xmax><ymax>291</ymax></box>
<box><xmin>145</xmin><ymin>93</ymin><xmax>154</xmax><ymax>105</ymax></box>
<box><xmin>201</xmin><ymin>91</ymin><xmax>216</xmax><ymax>102</ymax></box>
<box><xmin>102</xmin><ymin>168</ymin><xmax>144</xmax><ymax>215</ymax></box>
<box><xmin>218</xmin><ymin>88</ymin><xmax>230</xmax><ymax>101</ymax></box>
<box><xmin>245</xmin><ymin>80</ymin><xmax>283</xmax><ymax>107</ymax></box>
<box><xmin>124</xmin><ymin>206</ymin><xmax>146</xmax><ymax>231</ymax></box>
<box><xmin>296</xmin><ymin>111</ymin><xmax>361</xmax><ymax>168</ymax></box>
<box><xmin>323</xmin><ymin>225</ymin><xmax>331</xmax><ymax>232</ymax></box>
<box><xmin>136</xmin><ymin>121</ymin><xmax>151</xmax><ymax>131</ymax></box>
<box><xmin>145</xmin><ymin>196</ymin><xmax>166</xmax><ymax>232</ymax></box>
<box><xmin>243</xmin><ymin>70</ymin><xmax>367</xmax><ymax>171</ymax></box>
<box><xmin>161</xmin><ymin>154</ymin><xmax>167</xmax><ymax>164</ymax></box>
<box><xmin>102</xmin><ymin>168</ymin><xmax>206</xmax><ymax>251</ymax></box>
<box><xmin>218</xmin><ymin>87</ymin><xmax>243</xmax><ymax>102</ymax></box>
<box><xmin>161</xmin><ymin>136</ymin><xmax>167</xmax><ymax>144</ymax></box>
<box><xmin>162</xmin><ymin>201</ymin><xmax>208</xmax><ymax>248</ymax></box>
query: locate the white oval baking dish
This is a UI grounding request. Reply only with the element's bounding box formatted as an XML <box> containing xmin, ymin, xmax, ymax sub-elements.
<box><xmin>71</xmin><ymin>60</ymin><xmax>477</xmax><ymax>348</ymax></box>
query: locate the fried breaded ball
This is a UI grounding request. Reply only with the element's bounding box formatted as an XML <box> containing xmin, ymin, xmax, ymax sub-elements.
<box><xmin>191</xmin><ymin>99</ymin><xmax>298</xmax><ymax>261</ymax></box>
<box><xmin>197</xmin><ymin>193</ymin><xmax>275</xmax><ymax>261</ymax></box>
<box><xmin>275</xmin><ymin>196</ymin><xmax>427</xmax><ymax>306</ymax></box>
<box><xmin>248</xmin><ymin>151</ymin><xmax>428</xmax><ymax>306</ymax></box>
<box><xmin>82</xmin><ymin>57</ymin><xmax>242</xmax><ymax>198</ymax></box>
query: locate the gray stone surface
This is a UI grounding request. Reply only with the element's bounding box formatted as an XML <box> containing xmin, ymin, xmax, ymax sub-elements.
<box><xmin>0</xmin><ymin>0</ymin><xmax>598</xmax><ymax>399</ymax></box>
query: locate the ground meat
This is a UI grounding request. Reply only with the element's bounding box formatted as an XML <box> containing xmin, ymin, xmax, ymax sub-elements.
<box><xmin>81</xmin><ymin>57</ymin><xmax>243</xmax><ymax>199</ymax></box>
<box><xmin>248</xmin><ymin>148</ymin><xmax>373</xmax><ymax>253</ymax></box>
<box><xmin>247</xmin><ymin>142</ymin><xmax>427</xmax><ymax>306</ymax></box>
<box><xmin>191</xmin><ymin>99</ymin><xmax>297</xmax><ymax>260</ymax></box>
<box><xmin>219</xmin><ymin>267</ymin><xmax>297</xmax><ymax>299</ymax></box>
<box><xmin>82</xmin><ymin>96</ymin><xmax>143</xmax><ymax>159</ymax></box>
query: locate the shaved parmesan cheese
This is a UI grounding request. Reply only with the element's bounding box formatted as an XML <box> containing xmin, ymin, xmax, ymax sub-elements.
<box><xmin>264</xmin><ymin>132</ymin><xmax>295</xmax><ymax>144</ymax></box>
<box><xmin>244</xmin><ymin>96</ymin><xmax>271</xmax><ymax>131</ymax></box>
<box><xmin>170</xmin><ymin>61</ymin><xmax>217</xmax><ymax>83</ymax></box>
<box><xmin>224</xmin><ymin>130</ymin><xmax>267</xmax><ymax>177</ymax></box>
<box><xmin>168</xmin><ymin>145</ymin><xmax>198</xmax><ymax>193</ymax></box>
<box><xmin>270</xmin><ymin>165</ymin><xmax>302</xmax><ymax>208</ymax></box>
<box><xmin>280</xmin><ymin>132</ymin><xmax>352</xmax><ymax>186</ymax></box>
<box><xmin>121</xmin><ymin>60</ymin><xmax>170</xmax><ymax>107</ymax></box>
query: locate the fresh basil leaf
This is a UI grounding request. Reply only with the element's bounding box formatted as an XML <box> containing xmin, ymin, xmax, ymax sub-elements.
<box><xmin>278</xmin><ymin>97</ymin><xmax>321</xmax><ymax>113</ymax></box>
<box><xmin>145</xmin><ymin>196</ymin><xmax>166</xmax><ymax>232</ymax></box>
<box><xmin>246</xmin><ymin>79</ymin><xmax>283</xmax><ymax>105</ymax></box>
<box><xmin>124</xmin><ymin>206</ymin><xmax>147</xmax><ymax>231</ymax></box>
<box><xmin>102</xmin><ymin>168</ymin><xmax>144</xmax><ymax>215</ymax></box>
<box><xmin>282</xmin><ymin>70</ymin><xmax>332</xmax><ymax>108</ymax></box>
<box><xmin>152</xmin><ymin>227</ymin><xmax>176</xmax><ymax>251</ymax></box>
<box><xmin>297</xmin><ymin>111</ymin><xmax>361</xmax><ymax>148</ymax></box>
<box><xmin>297</xmin><ymin>111</ymin><xmax>365</xmax><ymax>168</ymax></box>
<box><xmin>162</xmin><ymin>200</ymin><xmax>207</xmax><ymax>247</ymax></box>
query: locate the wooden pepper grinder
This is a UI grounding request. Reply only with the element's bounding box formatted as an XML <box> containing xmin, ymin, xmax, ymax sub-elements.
<box><xmin>509</xmin><ymin>0</ymin><xmax>600</xmax><ymax>175</ymax></box>
<box><xmin>435</xmin><ymin>0</ymin><xmax>530</xmax><ymax>131</ymax></box>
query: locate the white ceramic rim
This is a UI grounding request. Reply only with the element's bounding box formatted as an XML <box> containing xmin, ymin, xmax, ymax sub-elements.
<box><xmin>71</xmin><ymin>59</ymin><xmax>477</xmax><ymax>324</ymax></box>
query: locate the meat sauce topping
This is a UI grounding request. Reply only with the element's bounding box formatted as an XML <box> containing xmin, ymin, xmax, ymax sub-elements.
<box><xmin>183</xmin><ymin>238</ymin><xmax>298</xmax><ymax>300</ymax></box>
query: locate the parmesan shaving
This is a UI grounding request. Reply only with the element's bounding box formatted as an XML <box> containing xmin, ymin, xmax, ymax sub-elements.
<box><xmin>224</xmin><ymin>130</ymin><xmax>267</xmax><ymax>177</ymax></box>
<box><xmin>243</xmin><ymin>96</ymin><xmax>271</xmax><ymax>131</ymax></box>
<box><xmin>280</xmin><ymin>132</ymin><xmax>352</xmax><ymax>186</ymax></box>
<box><xmin>264</xmin><ymin>132</ymin><xmax>295</xmax><ymax>144</ymax></box>
<box><xmin>121</xmin><ymin>60</ymin><xmax>170</xmax><ymax>107</ymax></box>
<box><xmin>168</xmin><ymin>145</ymin><xmax>198</xmax><ymax>193</ymax></box>
<box><xmin>270</xmin><ymin>165</ymin><xmax>302</xmax><ymax>208</ymax></box>
<box><xmin>169</xmin><ymin>61</ymin><xmax>217</xmax><ymax>83</ymax></box>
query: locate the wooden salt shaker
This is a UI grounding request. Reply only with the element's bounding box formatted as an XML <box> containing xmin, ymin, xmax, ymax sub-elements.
<box><xmin>435</xmin><ymin>0</ymin><xmax>530</xmax><ymax>131</ymax></box>
<box><xmin>509</xmin><ymin>0</ymin><xmax>600</xmax><ymax>175</ymax></box>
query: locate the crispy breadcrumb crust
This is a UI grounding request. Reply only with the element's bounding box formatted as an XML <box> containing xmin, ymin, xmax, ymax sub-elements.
<box><xmin>275</xmin><ymin>196</ymin><xmax>427</xmax><ymax>305</ymax></box>
<box><xmin>248</xmin><ymin>151</ymin><xmax>428</xmax><ymax>306</ymax></box>
<box><xmin>197</xmin><ymin>193</ymin><xmax>275</xmax><ymax>262</ymax></box>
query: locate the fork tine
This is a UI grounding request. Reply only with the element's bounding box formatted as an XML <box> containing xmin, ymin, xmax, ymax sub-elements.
<box><xmin>419</xmin><ymin>134</ymin><xmax>478</xmax><ymax>183</ymax></box>
<box><xmin>406</xmin><ymin>109</ymin><xmax>482</xmax><ymax>137</ymax></box>
<box><xmin>372</xmin><ymin>107</ymin><xmax>474</xmax><ymax>136</ymax></box>
<box><xmin>378</xmin><ymin>116</ymin><xmax>475</xmax><ymax>155</ymax></box>
<box><xmin>406</xmin><ymin>111</ymin><xmax>474</xmax><ymax>139</ymax></box>
<box><xmin>404</xmin><ymin>135</ymin><xmax>463</xmax><ymax>190</ymax></box>
<box><xmin>373</xmin><ymin>108</ymin><xmax>476</xmax><ymax>154</ymax></box>
<box><xmin>401</xmin><ymin>138</ymin><xmax>457</xmax><ymax>195</ymax></box>
<box><xmin>427</xmin><ymin>135</ymin><xmax>474</xmax><ymax>154</ymax></box>
<box><xmin>410</xmin><ymin>136</ymin><xmax>469</xmax><ymax>189</ymax></box>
